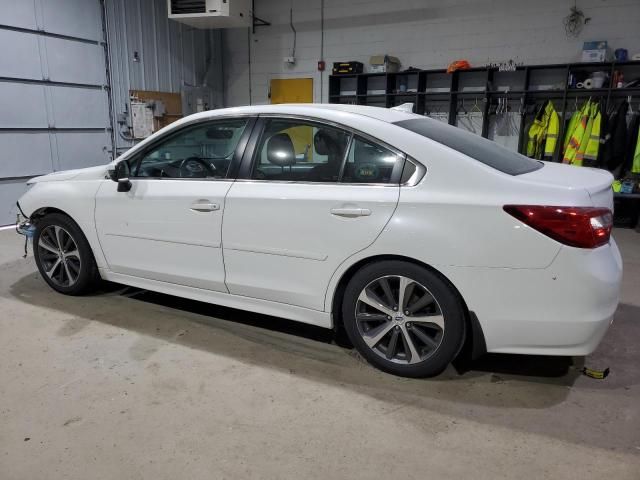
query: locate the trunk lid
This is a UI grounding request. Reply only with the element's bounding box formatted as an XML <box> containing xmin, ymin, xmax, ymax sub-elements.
<box><xmin>517</xmin><ymin>161</ymin><xmax>614</xmax><ymax>210</ymax></box>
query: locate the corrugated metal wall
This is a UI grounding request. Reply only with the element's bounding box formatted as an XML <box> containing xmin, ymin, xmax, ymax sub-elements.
<box><xmin>0</xmin><ymin>0</ymin><xmax>223</xmax><ymax>224</ymax></box>
<box><xmin>104</xmin><ymin>0</ymin><xmax>223</xmax><ymax>153</ymax></box>
<box><xmin>0</xmin><ymin>0</ymin><xmax>112</xmax><ymax>225</ymax></box>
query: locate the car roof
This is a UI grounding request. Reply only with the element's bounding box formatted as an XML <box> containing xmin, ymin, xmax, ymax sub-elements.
<box><xmin>198</xmin><ymin>103</ymin><xmax>419</xmax><ymax>124</ymax></box>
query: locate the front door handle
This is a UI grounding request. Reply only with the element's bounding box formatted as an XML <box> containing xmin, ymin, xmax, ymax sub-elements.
<box><xmin>330</xmin><ymin>207</ymin><xmax>372</xmax><ymax>218</ymax></box>
<box><xmin>190</xmin><ymin>201</ymin><xmax>220</xmax><ymax>212</ymax></box>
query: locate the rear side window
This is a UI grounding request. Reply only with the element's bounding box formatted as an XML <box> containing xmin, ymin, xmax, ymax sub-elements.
<box><xmin>341</xmin><ymin>136</ymin><xmax>404</xmax><ymax>184</ymax></box>
<box><xmin>393</xmin><ymin>118</ymin><xmax>543</xmax><ymax>175</ymax></box>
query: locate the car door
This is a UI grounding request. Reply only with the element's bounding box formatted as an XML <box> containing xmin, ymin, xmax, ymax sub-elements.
<box><xmin>94</xmin><ymin>116</ymin><xmax>255</xmax><ymax>292</ymax></box>
<box><xmin>222</xmin><ymin>116</ymin><xmax>408</xmax><ymax>311</ymax></box>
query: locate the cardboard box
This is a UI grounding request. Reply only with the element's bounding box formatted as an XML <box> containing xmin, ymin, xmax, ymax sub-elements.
<box><xmin>581</xmin><ymin>41</ymin><xmax>608</xmax><ymax>63</ymax></box>
<box><xmin>369</xmin><ymin>55</ymin><xmax>401</xmax><ymax>73</ymax></box>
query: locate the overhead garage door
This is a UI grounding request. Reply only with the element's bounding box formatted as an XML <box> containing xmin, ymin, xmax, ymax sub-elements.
<box><xmin>0</xmin><ymin>0</ymin><xmax>112</xmax><ymax>225</ymax></box>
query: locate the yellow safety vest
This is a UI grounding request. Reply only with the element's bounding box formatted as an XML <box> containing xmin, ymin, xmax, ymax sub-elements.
<box><xmin>544</xmin><ymin>102</ymin><xmax>559</xmax><ymax>159</ymax></box>
<box><xmin>633</xmin><ymin>128</ymin><xmax>640</xmax><ymax>174</ymax></box>
<box><xmin>527</xmin><ymin>101</ymin><xmax>559</xmax><ymax>160</ymax></box>
<box><xmin>583</xmin><ymin>105</ymin><xmax>601</xmax><ymax>166</ymax></box>
<box><xmin>563</xmin><ymin>110</ymin><xmax>580</xmax><ymax>156</ymax></box>
<box><xmin>526</xmin><ymin>110</ymin><xmax>546</xmax><ymax>159</ymax></box>
<box><xmin>563</xmin><ymin>101</ymin><xmax>591</xmax><ymax>164</ymax></box>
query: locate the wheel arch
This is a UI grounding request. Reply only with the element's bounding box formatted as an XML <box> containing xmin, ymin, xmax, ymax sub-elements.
<box><xmin>30</xmin><ymin>206</ymin><xmax>74</xmax><ymax>222</ymax></box>
<box><xmin>27</xmin><ymin>205</ymin><xmax>107</xmax><ymax>270</ymax></box>
<box><xmin>329</xmin><ymin>254</ymin><xmax>486</xmax><ymax>363</ymax></box>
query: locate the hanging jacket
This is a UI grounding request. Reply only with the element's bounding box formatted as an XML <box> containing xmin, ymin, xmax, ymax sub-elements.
<box><xmin>544</xmin><ymin>102</ymin><xmax>560</xmax><ymax>159</ymax></box>
<box><xmin>563</xmin><ymin>101</ymin><xmax>591</xmax><ymax>164</ymax></box>
<box><xmin>526</xmin><ymin>101</ymin><xmax>559</xmax><ymax>160</ymax></box>
<box><xmin>622</xmin><ymin>113</ymin><xmax>640</xmax><ymax>176</ymax></box>
<box><xmin>607</xmin><ymin>102</ymin><xmax>628</xmax><ymax>173</ymax></box>
<box><xmin>596</xmin><ymin>108</ymin><xmax>612</xmax><ymax>169</ymax></box>
<box><xmin>633</xmin><ymin>127</ymin><xmax>640</xmax><ymax>174</ymax></box>
<box><xmin>563</xmin><ymin>109</ymin><xmax>581</xmax><ymax>156</ymax></box>
<box><xmin>583</xmin><ymin>103</ymin><xmax>602</xmax><ymax>168</ymax></box>
<box><xmin>526</xmin><ymin>103</ymin><xmax>546</xmax><ymax>159</ymax></box>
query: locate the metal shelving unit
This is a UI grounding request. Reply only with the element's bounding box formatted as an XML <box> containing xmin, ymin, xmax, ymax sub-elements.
<box><xmin>329</xmin><ymin>60</ymin><xmax>640</xmax><ymax>162</ymax></box>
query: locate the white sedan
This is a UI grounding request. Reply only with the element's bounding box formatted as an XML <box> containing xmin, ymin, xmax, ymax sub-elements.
<box><xmin>16</xmin><ymin>104</ymin><xmax>622</xmax><ymax>377</ymax></box>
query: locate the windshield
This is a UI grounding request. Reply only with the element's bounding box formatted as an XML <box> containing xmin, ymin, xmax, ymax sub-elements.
<box><xmin>393</xmin><ymin>118</ymin><xmax>543</xmax><ymax>175</ymax></box>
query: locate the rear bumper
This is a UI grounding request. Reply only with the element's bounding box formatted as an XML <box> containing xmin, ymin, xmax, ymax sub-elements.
<box><xmin>444</xmin><ymin>238</ymin><xmax>622</xmax><ymax>356</ymax></box>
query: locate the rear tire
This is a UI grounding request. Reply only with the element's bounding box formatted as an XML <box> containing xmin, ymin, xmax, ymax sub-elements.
<box><xmin>33</xmin><ymin>213</ymin><xmax>99</xmax><ymax>295</ymax></box>
<box><xmin>342</xmin><ymin>260</ymin><xmax>465</xmax><ymax>378</ymax></box>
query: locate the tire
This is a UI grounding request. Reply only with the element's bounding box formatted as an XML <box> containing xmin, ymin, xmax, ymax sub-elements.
<box><xmin>342</xmin><ymin>260</ymin><xmax>465</xmax><ymax>378</ymax></box>
<box><xmin>33</xmin><ymin>213</ymin><xmax>99</xmax><ymax>295</ymax></box>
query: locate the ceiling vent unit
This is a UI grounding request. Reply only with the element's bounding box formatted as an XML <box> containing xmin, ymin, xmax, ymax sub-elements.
<box><xmin>168</xmin><ymin>0</ymin><xmax>251</xmax><ymax>28</ymax></box>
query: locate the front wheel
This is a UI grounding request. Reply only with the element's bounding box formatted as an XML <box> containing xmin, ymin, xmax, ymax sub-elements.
<box><xmin>33</xmin><ymin>213</ymin><xmax>99</xmax><ymax>295</ymax></box>
<box><xmin>342</xmin><ymin>260</ymin><xmax>465</xmax><ymax>378</ymax></box>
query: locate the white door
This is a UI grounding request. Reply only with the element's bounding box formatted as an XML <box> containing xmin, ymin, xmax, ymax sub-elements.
<box><xmin>222</xmin><ymin>117</ymin><xmax>406</xmax><ymax>311</ymax></box>
<box><xmin>95</xmin><ymin>117</ymin><xmax>252</xmax><ymax>292</ymax></box>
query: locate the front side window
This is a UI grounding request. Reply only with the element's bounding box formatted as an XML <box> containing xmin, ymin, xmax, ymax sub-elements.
<box><xmin>133</xmin><ymin>118</ymin><xmax>248</xmax><ymax>179</ymax></box>
<box><xmin>251</xmin><ymin>119</ymin><xmax>350</xmax><ymax>182</ymax></box>
<box><xmin>341</xmin><ymin>136</ymin><xmax>404</xmax><ymax>184</ymax></box>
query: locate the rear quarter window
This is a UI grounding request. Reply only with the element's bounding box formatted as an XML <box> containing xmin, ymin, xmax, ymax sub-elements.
<box><xmin>393</xmin><ymin>118</ymin><xmax>543</xmax><ymax>175</ymax></box>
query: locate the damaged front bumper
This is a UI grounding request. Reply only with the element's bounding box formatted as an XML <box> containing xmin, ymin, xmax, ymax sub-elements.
<box><xmin>15</xmin><ymin>203</ymin><xmax>35</xmax><ymax>258</ymax></box>
<box><xmin>15</xmin><ymin>203</ymin><xmax>34</xmax><ymax>238</ymax></box>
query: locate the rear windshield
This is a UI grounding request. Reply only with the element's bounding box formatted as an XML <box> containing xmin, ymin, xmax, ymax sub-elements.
<box><xmin>393</xmin><ymin>118</ymin><xmax>543</xmax><ymax>175</ymax></box>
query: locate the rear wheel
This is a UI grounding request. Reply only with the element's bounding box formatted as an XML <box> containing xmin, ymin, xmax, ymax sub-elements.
<box><xmin>33</xmin><ymin>213</ymin><xmax>99</xmax><ymax>295</ymax></box>
<box><xmin>342</xmin><ymin>260</ymin><xmax>465</xmax><ymax>377</ymax></box>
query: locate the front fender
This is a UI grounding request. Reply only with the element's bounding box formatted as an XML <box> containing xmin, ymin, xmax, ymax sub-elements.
<box><xmin>18</xmin><ymin>180</ymin><xmax>108</xmax><ymax>269</ymax></box>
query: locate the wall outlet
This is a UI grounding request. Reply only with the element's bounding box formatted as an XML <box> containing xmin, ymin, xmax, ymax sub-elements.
<box><xmin>284</xmin><ymin>56</ymin><xmax>296</xmax><ymax>64</ymax></box>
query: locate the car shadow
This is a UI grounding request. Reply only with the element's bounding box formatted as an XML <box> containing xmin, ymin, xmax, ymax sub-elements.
<box><xmin>5</xmin><ymin>262</ymin><xmax>640</xmax><ymax>452</ymax></box>
<box><xmin>5</xmin><ymin>268</ymin><xmax>590</xmax><ymax>392</ymax></box>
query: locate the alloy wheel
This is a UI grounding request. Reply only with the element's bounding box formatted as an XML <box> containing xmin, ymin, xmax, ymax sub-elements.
<box><xmin>37</xmin><ymin>225</ymin><xmax>82</xmax><ymax>288</ymax></box>
<box><xmin>355</xmin><ymin>275</ymin><xmax>445</xmax><ymax>364</ymax></box>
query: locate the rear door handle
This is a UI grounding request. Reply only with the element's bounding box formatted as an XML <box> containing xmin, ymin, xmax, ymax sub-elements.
<box><xmin>190</xmin><ymin>201</ymin><xmax>220</xmax><ymax>212</ymax></box>
<box><xmin>330</xmin><ymin>207</ymin><xmax>372</xmax><ymax>217</ymax></box>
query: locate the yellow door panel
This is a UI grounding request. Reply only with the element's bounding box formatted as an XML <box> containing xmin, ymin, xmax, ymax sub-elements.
<box><xmin>283</xmin><ymin>125</ymin><xmax>314</xmax><ymax>162</ymax></box>
<box><xmin>270</xmin><ymin>78</ymin><xmax>313</xmax><ymax>104</ymax></box>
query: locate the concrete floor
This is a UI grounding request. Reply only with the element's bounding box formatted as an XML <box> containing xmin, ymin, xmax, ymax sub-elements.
<box><xmin>0</xmin><ymin>228</ymin><xmax>638</xmax><ymax>480</ymax></box>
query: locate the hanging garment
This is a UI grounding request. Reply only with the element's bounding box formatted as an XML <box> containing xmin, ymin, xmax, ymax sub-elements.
<box><xmin>606</xmin><ymin>102</ymin><xmax>628</xmax><ymax>173</ymax></box>
<box><xmin>622</xmin><ymin>113</ymin><xmax>640</xmax><ymax>175</ymax></box>
<box><xmin>595</xmin><ymin>108</ymin><xmax>612</xmax><ymax>169</ymax></box>
<box><xmin>526</xmin><ymin>101</ymin><xmax>559</xmax><ymax>160</ymax></box>
<box><xmin>544</xmin><ymin>103</ymin><xmax>560</xmax><ymax>159</ymax></box>
<box><xmin>582</xmin><ymin>103</ymin><xmax>602</xmax><ymax>167</ymax></box>
<box><xmin>563</xmin><ymin>109</ymin><xmax>581</xmax><ymax>156</ymax></box>
<box><xmin>427</xmin><ymin>112</ymin><xmax>449</xmax><ymax>124</ymax></box>
<box><xmin>526</xmin><ymin>105</ymin><xmax>545</xmax><ymax>158</ymax></box>
<box><xmin>633</xmin><ymin>127</ymin><xmax>640</xmax><ymax>174</ymax></box>
<box><xmin>489</xmin><ymin>111</ymin><xmax>520</xmax><ymax>152</ymax></box>
<box><xmin>563</xmin><ymin>101</ymin><xmax>591</xmax><ymax>164</ymax></box>
<box><xmin>457</xmin><ymin>111</ymin><xmax>483</xmax><ymax>136</ymax></box>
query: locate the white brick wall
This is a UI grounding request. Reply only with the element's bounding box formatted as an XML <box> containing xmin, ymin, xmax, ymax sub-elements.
<box><xmin>222</xmin><ymin>0</ymin><xmax>640</xmax><ymax>106</ymax></box>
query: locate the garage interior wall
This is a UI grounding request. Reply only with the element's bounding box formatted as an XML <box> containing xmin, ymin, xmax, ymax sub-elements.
<box><xmin>104</xmin><ymin>0</ymin><xmax>223</xmax><ymax>154</ymax></box>
<box><xmin>223</xmin><ymin>0</ymin><xmax>640</xmax><ymax>106</ymax></box>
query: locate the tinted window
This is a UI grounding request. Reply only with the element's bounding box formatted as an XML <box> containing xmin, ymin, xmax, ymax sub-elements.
<box><xmin>393</xmin><ymin>118</ymin><xmax>542</xmax><ymax>175</ymax></box>
<box><xmin>134</xmin><ymin>119</ymin><xmax>248</xmax><ymax>179</ymax></box>
<box><xmin>341</xmin><ymin>136</ymin><xmax>403</xmax><ymax>184</ymax></box>
<box><xmin>252</xmin><ymin>119</ymin><xmax>350</xmax><ymax>182</ymax></box>
<box><xmin>400</xmin><ymin>159</ymin><xmax>418</xmax><ymax>184</ymax></box>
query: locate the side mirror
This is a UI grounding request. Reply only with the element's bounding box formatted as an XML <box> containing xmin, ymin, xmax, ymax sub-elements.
<box><xmin>112</xmin><ymin>161</ymin><xmax>132</xmax><ymax>192</ymax></box>
<box><xmin>117</xmin><ymin>178</ymin><xmax>132</xmax><ymax>192</ymax></box>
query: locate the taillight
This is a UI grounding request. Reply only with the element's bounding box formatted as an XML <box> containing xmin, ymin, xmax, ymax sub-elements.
<box><xmin>503</xmin><ymin>205</ymin><xmax>613</xmax><ymax>249</ymax></box>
